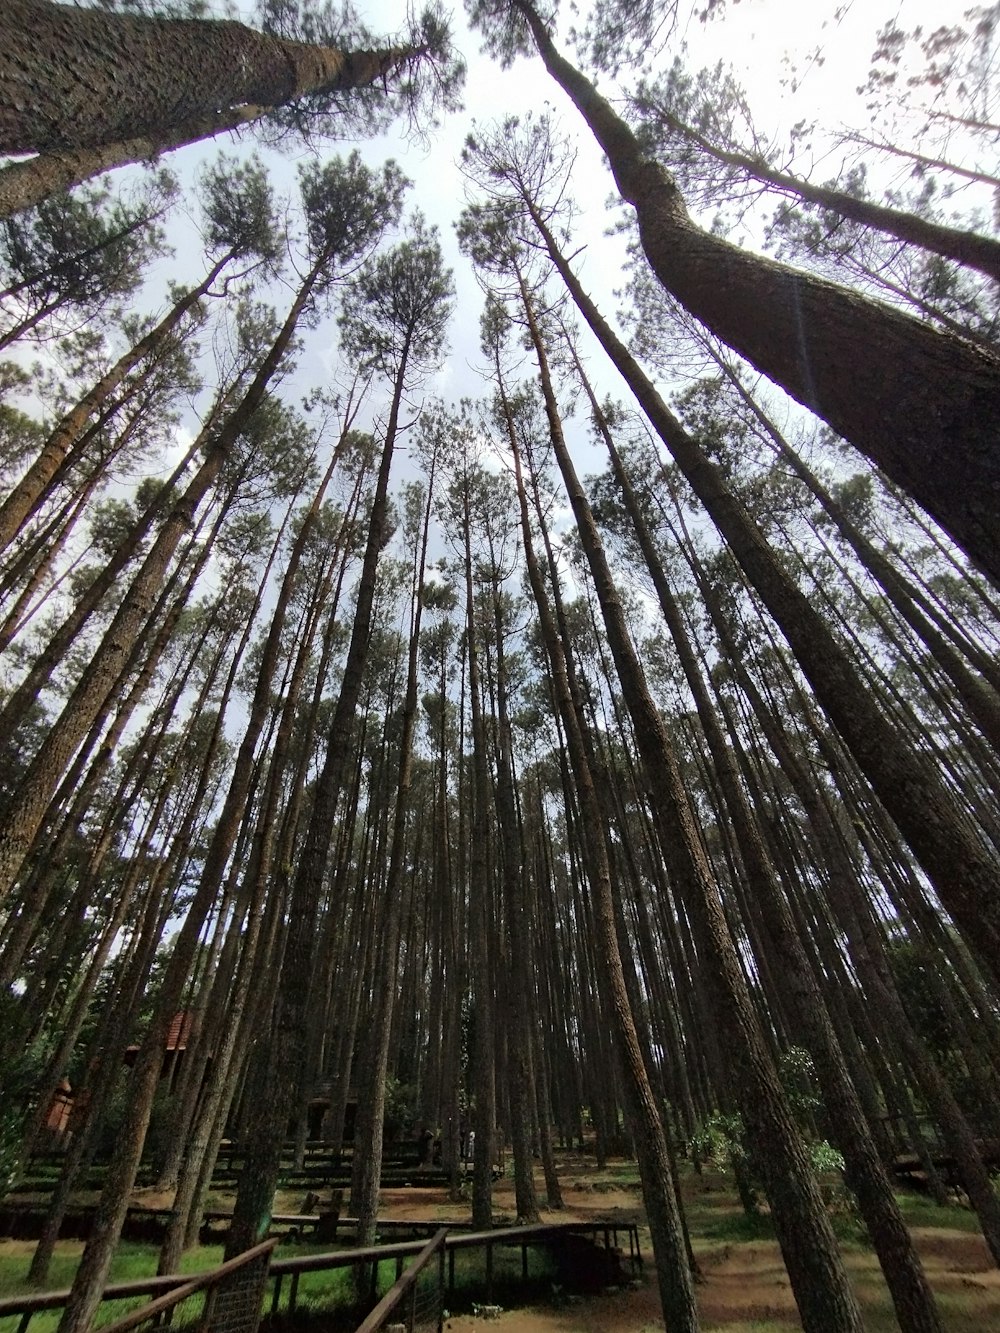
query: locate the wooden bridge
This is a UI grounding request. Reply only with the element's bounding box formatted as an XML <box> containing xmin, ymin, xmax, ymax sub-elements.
<box><xmin>0</xmin><ymin>1219</ymin><xmax>643</xmax><ymax>1333</ymax></box>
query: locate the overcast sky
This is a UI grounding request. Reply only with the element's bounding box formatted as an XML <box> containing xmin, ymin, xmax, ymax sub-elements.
<box><xmin>60</xmin><ymin>0</ymin><xmax>967</xmax><ymax>505</ymax></box>
<box><xmin>262</xmin><ymin>0</ymin><xmax>955</xmax><ymax>422</ymax></box>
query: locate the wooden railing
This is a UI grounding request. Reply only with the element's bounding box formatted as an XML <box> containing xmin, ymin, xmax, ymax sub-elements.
<box><xmin>98</xmin><ymin>1239</ymin><xmax>276</xmax><ymax>1333</ymax></box>
<box><xmin>353</xmin><ymin>1229</ymin><xmax>447</xmax><ymax>1333</ymax></box>
<box><xmin>0</xmin><ymin>1219</ymin><xmax>642</xmax><ymax>1333</ymax></box>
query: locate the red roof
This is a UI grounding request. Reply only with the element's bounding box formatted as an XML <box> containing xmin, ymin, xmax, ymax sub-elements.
<box><xmin>165</xmin><ymin>1011</ymin><xmax>195</xmax><ymax>1051</ymax></box>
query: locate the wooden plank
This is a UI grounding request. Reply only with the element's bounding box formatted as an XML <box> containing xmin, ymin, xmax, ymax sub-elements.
<box><xmin>353</xmin><ymin>1229</ymin><xmax>448</xmax><ymax>1333</ymax></box>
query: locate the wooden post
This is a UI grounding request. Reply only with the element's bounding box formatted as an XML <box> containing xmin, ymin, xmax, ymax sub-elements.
<box><xmin>437</xmin><ymin>1247</ymin><xmax>445</xmax><ymax>1333</ymax></box>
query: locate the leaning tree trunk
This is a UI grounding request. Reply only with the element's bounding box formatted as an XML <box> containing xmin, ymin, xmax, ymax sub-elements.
<box><xmin>511</xmin><ymin>0</ymin><xmax>1000</xmax><ymax>587</ymax></box>
<box><xmin>349</xmin><ymin>441</ymin><xmax>435</xmax><ymax>1247</ymax></box>
<box><xmin>492</xmin><ymin>330</ymin><xmax>700</xmax><ymax>1331</ymax></box>
<box><xmin>573</xmin><ymin>362</ymin><xmax>941</xmax><ymax>1330</ymax></box>
<box><xmin>0</xmin><ymin>106</ymin><xmax>263</xmax><ymax>219</ymax></box>
<box><xmin>526</xmin><ymin>201</ymin><xmax>1000</xmax><ymax>992</ymax></box>
<box><xmin>692</xmin><ymin>552</ymin><xmax>1000</xmax><ymax>1260</ymax></box>
<box><xmin>0</xmin><ymin>250</ymin><xmax>231</xmax><ymax>559</ymax></box>
<box><xmin>652</xmin><ymin>109</ymin><xmax>1000</xmax><ymax>283</ymax></box>
<box><xmin>515</xmin><ymin>279</ymin><xmax>863</xmax><ymax>1333</ymax></box>
<box><xmin>0</xmin><ymin>0</ymin><xmax>422</xmax><ymax>154</ymax></box>
<box><xmin>0</xmin><ymin>418</ymin><xmax>206</xmax><ymax>754</ymax></box>
<box><xmin>226</xmin><ymin>348</ymin><xmax>409</xmax><ymax>1259</ymax></box>
<box><xmin>52</xmin><ymin>259</ymin><xmax>326</xmax><ymax>1333</ymax></box>
<box><xmin>717</xmin><ymin>358</ymin><xmax>1000</xmax><ymax>755</ymax></box>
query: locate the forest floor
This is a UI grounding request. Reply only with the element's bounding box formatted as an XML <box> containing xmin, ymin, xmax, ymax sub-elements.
<box><xmin>349</xmin><ymin>1153</ymin><xmax>1000</xmax><ymax>1332</ymax></box>
<box><xmin>3</xmin><ymin>1153</ymin><xmax>999</xmax><ymax>1330</ymax></box>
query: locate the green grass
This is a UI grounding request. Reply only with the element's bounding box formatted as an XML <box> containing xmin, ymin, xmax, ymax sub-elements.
<box><xmin>0</xmin><ymin>1232</ymin><xmax>562</xmax><ymax>1333</ymax></box>
<box><xmin>0</xmin><ymin>1241</ymin><xmax>233</xmax><ymax>1333</ymax></box>
<box><xmin>893</xmin><ymin>1190</ymin><xmax>983</xmax><ymax>1232</ymax></box>
<box><xmin>692</xmin><ymin>1209</ymin><xmax>778</xmax><ymax>1244</ymax></box>
<box><xmin>704</xmin><ymin>1324</ymin><xmax>794</xmax><ymax>1333</ymax></box>
<box><xmin>585</xmin><ymin>1160</ymin><xmax>642</xmax><ymax>1181</ymax></box>
<box><xmin>2</xmin><ymin>1171</ymin><xmax>994</xmax><ymax>1333</ymax></box>
<box><xmin>0</xmin><ymin>1240</ymin><xmax>228</xmax><ymax>1298</ymax></box>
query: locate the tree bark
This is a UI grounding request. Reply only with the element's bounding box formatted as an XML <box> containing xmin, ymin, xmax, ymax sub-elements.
<box><xmin>0</xmin><ymin>106</ymin><xmax>263</xmax><ymax>219</ymax></box>
<box><xmin>515</xmin><ymin>280</ymin><xmax>863</xmax><ymax>1333</ymax></box>
<box><xmin>349</xmin><ymin>440</ymin><xmax>434</xmax><ymax>1246</ymax></box>
<box><xmin>574</xmin><ymin>363</ymin><xmax>941</xmax><ymax>1330</ymax></box>
<box><xmin>490</xmin><ymin>320</ymin><xmax>700</xmax><ymax>1329</ymax></box>
<box><xmin>526</xmin><ymin>200</ymin><xmax>1000</xmax><ymax>989</ymax></box>
<box><xmin>0</xmin><ymin>0</ymin><xmax>419</xmax><ymax>154</ymax></box>
<box><xmin>511</xmin><ymin>0</ymin><xmax>1000</xmax><ymax>586</ymax></box>
<box><xmin>649</xmin><ymin>108</ymin><xmax>1000</xmax><ymax>282</ymax></box>
<box><xmin>0</xmin><ymin>252</ymin><xmax>230</xmax><ymax>559</ymax></box>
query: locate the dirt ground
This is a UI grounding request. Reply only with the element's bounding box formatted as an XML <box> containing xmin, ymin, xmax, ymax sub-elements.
<box><xmin>8</xmin><ymin>1154</ymin><xmax>998</xmax><ymax>1330</ymax></box>
<box><xmin>107</xmin><ymin>1155</ymin><xmax>1000</xmax><ymax>1332</ymax></box>
<box><xmin>313</xmin><ymin>1163</ymin><xmax>1000</xmax><ymax>1333</ymax></box>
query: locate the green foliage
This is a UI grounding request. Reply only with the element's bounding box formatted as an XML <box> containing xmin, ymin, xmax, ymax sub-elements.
<box><xmin>689</xmin><ymin>1049</ymin><xmax>844</xmax><ymax>1197</ymax></box>
<box><xmin>298</xmin><ymin>152</ymin><xmax>409</xmax><ymax>288</ymax></box>
<box><xmin>0</xmin><ymin>1034</ymin><xmax>52</xmax><ymax>1199</ymax></box>
<box><xmin>339</xmin><ymin>214</ymin><xmax>454</xmax><ymax>381</ymax></box>
<box><xmin>777</xmin><ymin>1045</ymin><xmax>821</xmax><ymax>1123</ymax></box>
<box><xmin>464</xmin><ymin>0</ymin><xmax>537</xmax><ymax>70</ymax></box>
<box><xmin>258</xmin><ymin>0</ymin><xmax>465</xmax><ymax>143</ymax></box>
<box><xmin>199</xmin><ymin>154</ymin><xmax>282</xmax><ymax>266</ymax></box>
<box><xmin>382</xmin><ymin>1074</ymin><xmax>419</xmax><ymax>1142</ymax></box>
<box><xmin>0</xmin><ymin>174</ymin><xmax>173</xmax><ymax>325</ymax></box>
<box><xmin>888</xmin><ymin>936</ymin><xmax>994</xmax><ymax>1125</ymax></box>
<box><xmin>809</xmin><ymin>1138</ymin><xmax>847</xmax><ymax>1175</ymax></box>
<box><xmin>689</xmin><ymin>1110</ymin><xmax>746</xmax><ymax>1170</ymax></box>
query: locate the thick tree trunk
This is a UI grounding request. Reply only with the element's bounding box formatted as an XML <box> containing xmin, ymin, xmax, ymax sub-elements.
<box><xmin>717</xmin><ymin>359</ymin><xmax>1000</xmax><ymax>755</ymax></box>
<box><xmin>0</xmin><ymin>106</ymin><xmax>263</xmax><ymax>219</ymax></box>
<box><xmin>512</xmin><ymin>0</ymin><xmax>1000</xmax><ymax>586</ymax></box>
<box><xmin>0</xmin><ymin>0</ymin><xmax>418</xmax><ymax>154</ymax></box>
<box><xmin>528</xmin><ymin>202</ymin><xmax>1000</xmax><ymax>988</ymax></box>
<box><xmin>653</xmin><ymin>110</ymin><xmax>1000</xmax><ymax>282</ymax></box>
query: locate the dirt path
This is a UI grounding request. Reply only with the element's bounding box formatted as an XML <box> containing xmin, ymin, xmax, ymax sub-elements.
<box><xmin>357</xmin><ymin>1171</ymin><xmax>1000</xmax><ymax>1333</ymax></box>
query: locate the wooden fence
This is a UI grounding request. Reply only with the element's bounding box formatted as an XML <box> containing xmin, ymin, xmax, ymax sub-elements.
<box><xmin>0</xmin><ymin>1219</ymin><xmax>641</xmax><ymax>1333</ymax></box>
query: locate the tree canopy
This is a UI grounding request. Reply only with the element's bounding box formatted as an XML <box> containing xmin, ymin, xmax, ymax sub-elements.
<box><xmin>1</xmin><ymin>6</ymin><xmax>999</xmax><ymax>1333</ymax></box>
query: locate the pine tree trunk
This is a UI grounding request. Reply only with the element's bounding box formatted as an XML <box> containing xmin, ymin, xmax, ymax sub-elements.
<box><xmin>493</xmin><ymin>331</ymin><xmax>700</xmax><ymax>1330</ymax></box>
<box><xmin>489</xmin><ymin>587</ymin><xmax>540</xmax><ymax>1224</ymax></box>
<box><xmin>0</xmin><ymin>0</ymin><xmax>418</xmax><ymax>153</ymax></box>
<box><xmin>516</xmin><ymin>283</ymin><xmax>862</xmax><ymax>1333</ymax></box>
<box><xmin>462</xmin><ymin>487</ymin><xmax>497</xmax><ymax>1230</ymax></box>
<box><xmin>0</xmin><ymin>106</ymin><xmax>263</xmax><ymax>219</ymax></box>
<box><xmin>512</xmin><ymin>0</ymin><xmax>1000</xmax><ymax>586</ymax></box>
<box><xmin>657</xmin><ymin>110</ymin><xmax>1000</xmax><ymax>281</ymax></box>
<box><xmin>528</xmin><ymin>203</ymin><xmax>1000</xmax><ymax>989</ymax></box>
<box><xmin>0</xmin><ymin>252</ymin><xmax>230</xmax><ymax>559</ymax></box>
<box><xmin>349</xmin><ymin>434</ymin><xmax>433</xmax><ymax>1246</ymax></box>
<box><xmin>51</xmin><ymin>264</ymin><xmax>323</xmax><ymax>1333</ymax></box>
<box><xmin>227</xmin><ymin>348</ymin><xmax>408</xmax><ymax>1258</ymax></box>
<box><xmin>576</xmin><ymin>375</ymin><xmax>941</xmax><ymax>1328</ymax></box>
